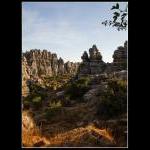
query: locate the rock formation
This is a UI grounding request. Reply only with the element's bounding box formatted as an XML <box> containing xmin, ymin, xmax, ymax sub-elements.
<box><xmin>64</xmin><ymin>61</ymin><xmax>79</xmax><ymax>74</ymax></box>
<box><xmin>81</xmin><ymin>51</ymin><xmax>89</xmax><ymax>62</ymax></box>
<box><xmin>79</xmin><ymin>45</ymin><xmax>106</xmax><ymax>75</ymax></box>
<box><xmin>22</xmin><ymin>49</ymin><xmax>79</xmax><ymax>97</ymax></box>
<box><xmin>112</xmin><ymin>41</ymin><xmax>127</xmax><ymax>71</ymax></box>
<box><xmin>58</xmin><ymin>57</ymin><xmax>64</xmax><ymax>75</ymax></box>
<box><xmin>22</xmin><ymin>49</ymin><xmax>79</xmax><ymax>78</ymax></box>
<box><xmin>79</xmin><ymin>41</ymin><xmax>127</xmax><ymax>76</ymax></box>
<box><xmin>22</xmin><ymin>56</ymin><xmax>30</xmax><ymax>97</ymax></box>
<box><xmin>22</xmin><ymin>41</ymin><xmax>127</xmax><ymax>97</ymax></box>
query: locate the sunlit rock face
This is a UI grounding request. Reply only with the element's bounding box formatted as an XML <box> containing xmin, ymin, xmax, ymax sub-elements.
<box><xmin>22</xmin><ymin>49</ymin><xmax>80</xmax><ymax>97</ymax></box>
<box><xmin>22</xmin><ymin>56</ymin><xmax>30</xmax><ymax>97</ymax></box>
<box><xmin>22</xmin><ymin>49</ymin><xmax>79</xmax><ymax>78</ymax></box>
<box><xmin>64</xmin><ymin>61</ymin><xmax>80</xmax><ymax>75</ymax></box>
<box><xmin>22</xmin><ymin>111</ymin><xmax>35</xmax><ymax>131</ymax></box>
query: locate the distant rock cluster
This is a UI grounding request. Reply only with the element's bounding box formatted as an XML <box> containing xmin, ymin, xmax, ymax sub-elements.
<box><xmin>79</xmin><ymin>45</ymin><xmax>106</xmax><ymax>75</ymax></box>
<box><xmin>22</xmin><ymin>41</ymin><xmax>127</xmax><ymax>97</ymax></box>
<box><xmin>22</xmin><ymin>49</ymin><xmax>79</xmax><ymax>97</ymax></box>
<box><xmin>79</xmin><ymin>41</ymin><xmax>127</xmax><ymax>75</ymax></box>
<box><xmin>22</xmin><ymin>49</ymin><xmax>79</xmax><ymax>78</ymax></box>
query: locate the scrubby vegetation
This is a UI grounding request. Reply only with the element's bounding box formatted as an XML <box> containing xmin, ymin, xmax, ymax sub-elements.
<box><xmin>42</xmin><ymin>74</ymin><xmax>73</xmax><ymax>90</ymax></box>
<box><xmin>45</xmin><ymin>107</ymin><xmax>62</xmax><ymax>121</ymax></box>
<box><xmin>22</xmin><ymin>73</ymin><xmax>127</xmax><ymax>147</ymax></box>
<box><xmin>97</xmin><ymin>79</ymin><xmax>127</xmax><ymax>119</ymax></box>
<box><xmin>64</xmin><ymin>77</ymin><xmax>91</xmax><ymax>101</ymax></box>
<box><xmin>23</xmin><ymin>95</ymin><xmax>43</xmax><ymax>110</ymax></box>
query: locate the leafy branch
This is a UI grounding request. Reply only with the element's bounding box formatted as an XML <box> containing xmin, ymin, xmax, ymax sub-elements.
<box><xmin>102</xmin><ymin>3</ymin><xmax>128</xmax><ymax>31</ymax></box>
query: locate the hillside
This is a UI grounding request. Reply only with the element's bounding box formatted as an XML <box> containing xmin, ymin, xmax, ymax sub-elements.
<box><xmin>22</xmin><ymin>41</ymin><xmax>127</xmax><ymax>147</ymax></box>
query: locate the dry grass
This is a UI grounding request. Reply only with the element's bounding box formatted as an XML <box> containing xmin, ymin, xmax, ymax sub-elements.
<box><xmin>45</xmin><ymin>124</ymin><xmax>115</xmax><ymax>147</ymax></box>
<box><xmin>86</xmin><ymin>124</ymin><xmax>114</xmax><ymax>143</ymax></box>
<box><xmin>22</xmin><ymin>114</ymin><xmax>115</xmax><ymax>147</ymax></box>
<box><xmin>22</xmin><ymin>111</ymin><xmax>50</xmax><ymax>147</ymax></box>
<box><xmin>22</xmin><ymin>104</ymin><xmax>126</xmax><ymax>147</ymax></box>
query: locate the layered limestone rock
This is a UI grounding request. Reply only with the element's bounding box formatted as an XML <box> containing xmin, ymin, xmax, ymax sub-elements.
<box><xmin>104</xmin><ymin>63</ymin><xmax>113</xmax><ymax>73</ymax></box>
<box><xmin>79</xmin><ymin>41</ymin><xmax>127</xmax><ymax>76</ymax></box>
<box><xmin>112</xmin><ymin>41</ymin><xmax>127</xmax><ymax>71</ymax></box>
<box><xmin>22</xmin><ymin>49</ymin><xmax>79</xmax><ymax>78</ymax></box>
<box><xmin>58</xmin><ymin>57</ymin><xmax>64</xmax><ymax>75</ymax></box>
<box><xmin>22</xmin><ymin>56</ymin><xmax>30</xmax><ymax>97</ymax></box>
<box><xmin>79</xmin><ymin>45</ymin><xmax>106</xmax><ymax>75</ymax></box>
<box><xmin>23</xmin><ymin>49</ymin><xmax>53</xmax><ymax>78</ymax></box>
<box><xmin>64</xmin><ymin>61</ymin><xmax>80</xmax><ymax>75</ymax></box>
<box><xmin>22</xmin><ymin>49</ymin><xmax>79</xmax><ymax>97</ymax></box>
<box><xmin>22</xmin><ymin>41</ymin><xmax>127</xmax><ymax>97</ymax></box>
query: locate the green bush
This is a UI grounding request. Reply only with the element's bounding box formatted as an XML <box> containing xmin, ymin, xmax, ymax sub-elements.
<box><xmin>65</xmin><ymin>77</ymin><xmax>91</xmax><ymax>101</ymax></box>
<box><xmin>32</xmin><ymin>96</ymin><xmax>41</xmax><ymax>102</ymax></box>
<box><xmin>49</xmin><ymin>101</ymin><xmax>62</xmax><ymax>108</ymax></box>
<box><xmin>31</xmin><ymin>96</ymin><xmax>42</xmax><ymax>109</ymax></box>
<box><xmin>45</xmin><ymin>107</ymin><xmax>62</xmax><ymax>120</ymax></box>
<box><xmin>62</xmin><ymin>95</ymin><xmax>72</xmax><ymax>106</ymax></box>
<box><xmin>44</xmin><ymin>100</ymin><xmax>62</xmax><ymax>120</ymax></box>
<box><xmin>97</xmin><ymin>79</ymin><xmax>127</xmax><ymax>119</ymax></box>
<box><xmin>29</xmin><ymin>83</ymin><xmax>41</xmax><ymax>94</ymax></box>
<box><xmin>23</xmin><ymin>100</ymin><xmax>30</xmax><ymax>109</ymax></box>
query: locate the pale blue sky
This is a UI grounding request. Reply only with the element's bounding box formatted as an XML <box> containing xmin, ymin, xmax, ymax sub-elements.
<box><xmin>22</xmin><ymin>2</ymin><xmax>128</xmax><ymax>63</ymax></box>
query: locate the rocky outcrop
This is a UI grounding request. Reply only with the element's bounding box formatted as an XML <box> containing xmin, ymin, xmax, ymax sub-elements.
<box><xmin>22</xmin><ymin>49</ymin><xmax>79</xmax><ymax>78</ymax></box>
<box><xmin>22</xmin><ymin>41</ymin><xmax>127</xmax><ymax>97</ymax></box>
<box><xmin>58</xmin><ymin>57</ymin><xmax>64</xmax><ymax>75</ymax></box>
<box><xmin>79</xmin><ymin>41</ymin><xmax>127</xmax><ymax>76</ymax></box>
<box><xmin>22</xmin><ymin>49</ymin><xmax>79</xmax><ymax>97</ymax></box>
<box><xmin>22</xmin><ymin>56</ymin><xmax>30</xmax><ymax>97</ymax></box>
<box><xmin>112</xmin><ymin>41</ymin><xmax>127</xmax><ymax>71</ymax></box>
<box><xmin>79</xmin><ymin>45</ymin><xmax>106</xmax><ymax>75</ymax></box>
<box><xmin>64</xmin><ymin>61</ymin><xmax>79</xmax><ymax>74</ymax></box>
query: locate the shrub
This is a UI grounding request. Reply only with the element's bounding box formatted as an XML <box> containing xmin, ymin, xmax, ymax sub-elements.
<box><xmin>29</xmin><ymin>83</ymin><xmax>41</xmax><ymax>94</ymax></box>
<box><xmin>44</xmin><ymin>100</ymin><xmax>62</xmax><ymax>120</ymax></box>
<box><xmin>31</xmin><ymin>96</ymin><xmax>42</xmax><ymax>109</ymax></box>
<box><xmin>23</xmin><ymin>100</ymin><xmax>30</xmax><ymax>109</ymax></box>
<box><xmin>97</xmin><ymin>79</ymin><xmax>127</xmax><ymax>119</ymax></box>
<box><xmin>62</xmin><ymin>95</ymin><xmax>72</xmax><ymax>106</ymax></box>
<box><xmin>65</xmin><ymin>77</ymin><xmax>91</xmax><ymax>101</ymax></box>
<box><xmin>32</xmin><ymin>96</ymin><xmax>41</xmax><ymax>102</ymax></box>
<box><xmin>45</xmin><ymin>107</ymin><xmax>62</xmax><ymax>120</ymax></box>
<box><xmin>49</xmin><ymin>101</ymin><xmax>62</xmax><ymax>108</ymax></box>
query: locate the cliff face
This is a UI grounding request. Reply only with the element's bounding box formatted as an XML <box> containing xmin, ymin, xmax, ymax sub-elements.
<box><xmin>22</xmin><ymin>49</ymin><xmax>79</xmax><ymax>97</ymax></box>
<box><xmin>22</xmin><ymin>49</ymin><xmax>79</xmax><ymax>78</ymax></box>
<box><xmin>22</xmin><ymin>56</ymin><xmax>30</xmax><ymax>97</ymax></box>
